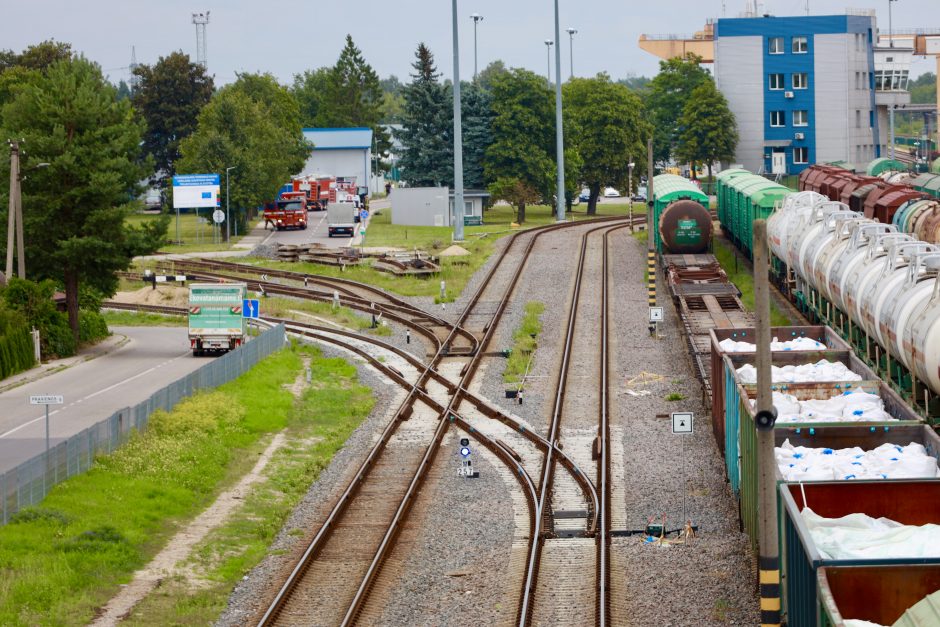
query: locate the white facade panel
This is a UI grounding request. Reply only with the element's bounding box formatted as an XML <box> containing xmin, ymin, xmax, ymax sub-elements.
<box><xmin>391</xmin><ymin>187</ymin><xmax>449</xmax><ymax>227</ymax></box>
<box><xmin>301</xmin><ymin>149</ymin><xmax>372</xmax><ymax>191</ymax></box>
<box><xmin>716</xmin><ymin>35</ymin><xmax>765</xmax><ymax>173</ymax></box>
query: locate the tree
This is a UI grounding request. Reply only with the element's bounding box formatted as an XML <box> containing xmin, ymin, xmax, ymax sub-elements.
<box><xmin>461</xmin><ymin>81</ymin><xmax>494</xmax><ymax>189</ymax></box>
<box><xmin>564</xmin><ymin>74</ymin><xmax>650</xmax><ymax>214</ymax></box>
<box><xmin>646</xmin><ymin>53</ymin><xmax>711</xmax><ymax>166</ymax></box>
<box><xmin>396</xmin><ymin>44</ymin><xmax>452</xmax><ymax>187</ymax></box>
<box><xmin>114</xmin><ymin>79</ymin><xmax>132</xmax><ymax>101</ymax></box>
<box><xmin>177</xmin><ymin>81</ymin><xmax>309</xmax><ymax>228</ymax></box>
<box><xmin>0</xmin><ymin>40</ymin><xmax>73</xmax><ymax>107</ymax></box>
<box><xmin>676</xmin><ymin>80</ymin><xmax>738</xmax><ymax>181</ymax></box>
<box><xmin>484</xmin><ymin>69</ymin><xmax>554</xmax><ymax>223</ymax></box>
<box><xmin>132</xmin><ymin>52</ymin><xmax>214</xmax><ymax>188</ymax></box>
<box><xmin>316</xmin><ymin>35</ymin><xmax>390</xmax><ymax>156</ymax></box>
<box><xmin>910</xmin><ymin>72</ymin><xmax>936</xmax><ymax>105</ymax></box>
<box><xmin>476</xmin><ymin>60</ymin><xmax>508</xmax><ymax>92</ymax></box>
<box><xmin>379</xmin><ymin>75</ymin><xmax>405</xmax><ymax>123</ymax></box>
<box><xmin>230</xmin><ymin>72</ymin><xmax>302</xmax><ymax>133</ymax></box>
<box><xmin>291</xmin><ymin>67</ymin><xmax>331</xmax><ymax>128</ymax></box>
<box><xmin>1</xmin><ymin>57</ymin><xmax>166</xmax><ymax>342</ymax></box>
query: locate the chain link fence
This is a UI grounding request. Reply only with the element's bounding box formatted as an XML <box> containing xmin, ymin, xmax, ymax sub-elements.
<box><xmin>0</xmin><ymin>323</ymin><xmax>286</xmax><ymax>525</ymax></box>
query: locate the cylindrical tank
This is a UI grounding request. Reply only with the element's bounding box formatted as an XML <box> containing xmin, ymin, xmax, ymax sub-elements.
<box><xmin>913</xmin><ymin>202</ymin><xmax>940</xmax><ymax>245</ymax></box>
<box><xmin>843</xmin><ymin>234</ymin><xmax>915</xmax><ymax>322</ymax></box>
<box><xmin>828</xmin><ymin>223</ymin><xmax>896</xmax><ymax>311</ymax></box>
<box><xmin>905</xmin><ymin>263</ymin><xmax>940</xmax><ymax>394</ymax></box>
<box><xmin>658</xmin><ymin>199</ymin><xmax>712</xmax><ymax>254</ymax></box>
<box><xmin>881</xmin><ymin>253</ymin><xmax>940</xmax><ymax>369</ymax></box>
<box><xmin>860</xmin><ymin>244</ymin><xmax>936</xmax><ymax>343</ymax></box>
<box><xmin>812</xmin><ymin>216</ymin><xmax>873</xmax><ymax>303</ymax></box>
<box><xmin>798</xmin><ymin>208</ymin><xmax>855</xmax><ymax>284</ymax></box>
<box><xmin>767</xmin><ymin>192</ymin><xmax>823</xmax><ymax>263</ymax></box>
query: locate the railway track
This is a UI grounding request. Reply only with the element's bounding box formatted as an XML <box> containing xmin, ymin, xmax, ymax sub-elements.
<box><xmin>112</xmin><ymin>215</ymin><xmax>638</xmax><ymax>625</ymax></box>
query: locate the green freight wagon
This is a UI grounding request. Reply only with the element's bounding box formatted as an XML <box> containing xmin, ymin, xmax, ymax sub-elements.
<box><xmin>188</xmin><ymin>283</ymin><xmax>248</xmax><ymax>356</ymax></box>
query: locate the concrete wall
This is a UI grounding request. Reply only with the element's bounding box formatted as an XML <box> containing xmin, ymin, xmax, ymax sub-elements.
<box><xmin>716</xmin><ymin>35</ymin><xmax>765</xmax><ymax>172</ymax></box>
<box><xmin>391</xmin><ymin>187</ymin><xmax>449</xmax><ymax>227</ymax></box>
<box><xmin>301</xmin><ymin>149</ymin><xmax>372</xmax><ymax>190</ymax></box>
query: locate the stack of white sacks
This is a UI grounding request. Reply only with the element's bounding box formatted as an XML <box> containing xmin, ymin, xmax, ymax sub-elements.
<box><xmin>718</xmin><ymin>336</ymin><xmax>826</xmax><ymax>353</ymax></box>
<box><xmin>777</xmin><ymin>440</ymin><xmax>939</xmax><ymax>481</ymax></box>
<box><xmin>736</xmin><ymin>360</ymin><xmax>862</xmax><ymax>385</ymax></box>
<box><xmin>751</xmin><ymin>389</ymin><xmax>893</xmax><ymax>423</ymax></box>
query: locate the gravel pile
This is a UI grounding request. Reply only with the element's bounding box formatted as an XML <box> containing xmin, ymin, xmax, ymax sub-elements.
<box><xmin>249</xmin><ymin>241</ymin><xmax>279</xmax><ymax>259</ymax></box>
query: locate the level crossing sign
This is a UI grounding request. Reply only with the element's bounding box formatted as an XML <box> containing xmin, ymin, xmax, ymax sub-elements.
<box><xmin>242</xmin><ymin>299</ymin><xmax>260</xmax><ymax>319</ymax></box>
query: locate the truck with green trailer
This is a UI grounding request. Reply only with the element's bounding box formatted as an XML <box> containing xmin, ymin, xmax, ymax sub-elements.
<box><xmin>188</xmin><ymin>283</ymin><xmax>248</xmax><ymax>356</ymax></box>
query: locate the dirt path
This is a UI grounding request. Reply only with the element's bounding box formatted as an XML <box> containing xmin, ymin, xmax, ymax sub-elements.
<box><xmin>90</xmin><ymin>360</ymin><xmax>311</xmax><ymax>626</ymax></box>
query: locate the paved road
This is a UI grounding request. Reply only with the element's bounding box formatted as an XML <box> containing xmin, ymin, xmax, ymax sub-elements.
<box><xmin>0</xmin><ymin>326</ymin><xmax>205</xmax><ymax>474</ymax></box>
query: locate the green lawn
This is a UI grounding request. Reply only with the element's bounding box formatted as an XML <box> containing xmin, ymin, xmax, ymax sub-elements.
<box><xmin>713</xmin><ymin>239</ymin><xmax>791</xmax><ymax>327</ymax></box>
<box><xmin>101</xmin><ymin>310</ymin><xmax>187</xmax><ymax>327</ymax></box>
<box><xmin>126</xmin><ymin>212</ymin><xmax>248</xmax><ymax>254</ymax></box>
<box><xmin>0</xmin><ymin>343</ymin><xmax>373</xmax><ymax>625</ymax></box>
<box><xmin>503</xmin><ymin>301</ymin><xmax>545</xmax><ymax>386</ymax></box>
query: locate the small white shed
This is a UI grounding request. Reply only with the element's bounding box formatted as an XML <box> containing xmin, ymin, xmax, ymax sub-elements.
<box><xmin>391</xmin><ymin>187</ymin><xmax>489</xmax><ymax>227</ymax></box>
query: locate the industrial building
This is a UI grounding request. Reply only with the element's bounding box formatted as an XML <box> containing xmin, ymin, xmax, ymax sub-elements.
<box><xmin>639</xmin><ymin>9</ymin><xmax>938</xmax><ymax>175</ymax></box>
<box><xmin>390</xmin><ymin>187</ymin><xmax>489</xmax><ymax>227</ymax></box>
<box><xmin>301</xmin><ymin>127</ymin><xmax>373</xmax><ymax>193</ymax></box>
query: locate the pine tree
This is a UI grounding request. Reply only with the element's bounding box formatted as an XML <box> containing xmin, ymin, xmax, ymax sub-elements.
<box><xmin>461</xmin><ymin>82</ymin><xmax>493</xmax><ymax>189</ymax></box>
<box><xmin>395</xmin><ymin>44</ymin><xmax>452</xmax><ymax>187</ymax></box>
<box><xmin>1</xmin><ymin>57</ymin><xmax>166</xmax><ymax>342</ymax></box>
<box><xmin>316</xmin><ymin>35</ymin><xmax>390</xmax><ymax>157</ymax></box>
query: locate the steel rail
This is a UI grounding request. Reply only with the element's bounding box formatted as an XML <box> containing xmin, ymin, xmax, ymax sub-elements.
<box><xmin>517</xmin><ymin>222</ymin><xmax>621</xmax><ymax>627</ymax></box>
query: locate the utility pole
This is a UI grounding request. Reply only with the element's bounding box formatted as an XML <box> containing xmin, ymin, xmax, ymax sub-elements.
<box><xmin>471</xmin><ymin>13</ymin><xmax>484</xmax><ymax>80</ymax></box>
<box><xmin>566</xmin><ymin>28</ymin><xmax>578</xmax><ymax>79</ymax></box>
<box><xmin>888</xmin><ymin>0</ymin><xmax>897</xmax><ymax>48</ymax></box>
<box><xmin>5</xmin><ymin>140</ymin><xmax>19</xmax><ymax>279</ymax></box>
<box><xmin>646</xmin><ymin>137</ymin><xmax>656</xmax><ymax>309</ymax></box>
<box><xmin>753</xmin><ymin>219</ymin><xmax>781</xmax><ymax>627</ymax></box>
<box><xmin>451</xmin><ymin>0</ymin><xmax>465</xmax><ymax>242</ymax></box>
<box><xmin>552</xmin><ymin>0</ymin><xmax>565</xmax><ymax>222</ymax></box>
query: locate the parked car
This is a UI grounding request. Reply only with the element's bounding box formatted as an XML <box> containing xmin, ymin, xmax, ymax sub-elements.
<box><xmin>603</xmin><ymin>187</ymin><xmax>621</xmax><ymax>198</ymax></box>
<box><xmin>579</xmin><ymin>187</ymin><xmax>591</xmax><ymax>202</ymax></box>
<box><xmin>632</xmin><ymin>186</ymin><xmax>647</xmax><ymax>202</ymax></box>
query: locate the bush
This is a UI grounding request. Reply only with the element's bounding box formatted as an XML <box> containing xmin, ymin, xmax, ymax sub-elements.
<box><xmin>78</xmin><ymin>309</ymin><xmax>109</xmax><ymax>344</ymax></box>
<box><xmin>1</xmin><ymin>277</ymin><xmax>76</xmax><ymax>358</ymax></box>
<box><xmin>0</xmin><ymin>306</ymin><xmax>35</xmax><ymax>379</ymax></box>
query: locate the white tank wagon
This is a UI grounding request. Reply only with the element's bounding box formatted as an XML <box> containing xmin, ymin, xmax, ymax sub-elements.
<box><xmin>767</xmin><ymin>195</ymin><xmax>940</xmax><ymax>414</ymax></box>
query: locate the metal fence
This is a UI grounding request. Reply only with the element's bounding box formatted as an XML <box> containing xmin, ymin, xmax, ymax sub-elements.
<box><xmin>0</xmin><ymin>324</ymin><xmax>286</xmax><ymax>525</ymax></box>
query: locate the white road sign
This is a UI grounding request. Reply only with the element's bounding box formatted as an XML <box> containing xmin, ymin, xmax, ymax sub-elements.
<box><xmin>649</xmin><ymin>307</ymin><xmax>664</xmax><ymax>322</ymax></box>
<box><xmin>213</xmin><ymin>209</ymin><xmax>225</xmax><ymax>224</ymax></box>
<box><xmin>671</xmin><ymin>412</ymin><xmax>693</xmax><ymax>434</ymax></box>
<box><xmin>30</xmin><ymin>395</ymin><xmax>63</xmax><ymax>405</ymax></box>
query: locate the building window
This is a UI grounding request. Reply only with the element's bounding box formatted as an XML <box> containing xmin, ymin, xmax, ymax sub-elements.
<box><xmin>793</xmin><ymin>73</ymin><xmax>808</xmax><ymax>89</ymax></box>
<box><xmin>793</xmin><ymin>110</ymin><xmax>809</xmax><ymax>126</ymax></box>
<box><xmin>769</xmin><ymin>73</ymin><xmax>785</xmax><ymax>90</ymax></box>
<box><xmin>794</xmin><ymin>147</ymin><xmax>808</xmax><ymax>164</ymax></box>
<box><xmin>792</xmin><ymin>36</ymin><xmax>808</xmax><ymax>53</ymax></box>
<box><xmin>770</xmin><ymin>111</ymin><xmax>785</xmax><ymax>127</ymax></box>
<box><xmin>855</xmin><ymin>110</ymin><xmax>861</xmax><ymax>128</ymax></box>
<box><xmin>769</xmin><ymin>37</ymin><xmax>784</xmax><ymax>54</ymax></box>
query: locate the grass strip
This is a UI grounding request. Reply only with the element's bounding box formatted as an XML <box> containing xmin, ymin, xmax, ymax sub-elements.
<box><xmin>713</xmin><ymin>239</ymin><xmax>791</xmax><ymax>327</ymax></box>
<box><xmin>257</xmin><ymin>296</ymin><xmax>391</xmax><ymax>335</ymax></box>
<box><xmin>101</xmin><ymin>310</ymin><xmax>187</xmax><ymax>327</ymax></box>
<box><xmin>119</xmin><ymin>346</ymin><xmax>374</xmax><ymax>625</ymax></box>
<box><xmin>503</xmin><ymin>302</ymin><xmax>545</xmax><ymax>385</ymax></box>
<box><xmin>0</xmin><ymin>343</ymin><xmax>354</xmax><ymax>625</ymax></box>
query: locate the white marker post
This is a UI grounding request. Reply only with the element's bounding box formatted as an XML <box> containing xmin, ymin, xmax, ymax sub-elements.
<box><xmin>671</xmin><ymin>411</ymin><xmax>694</xmax><ymax>528</ymax></box>
<box><xmin>649</xmin><ymin>306</ymin><xmax>664</xmax><ymax>337</ymax></box>
<box><xmin>30</xmin><ymin>394</ymin><xmax>64</xmax><ymax>456</ymax></box>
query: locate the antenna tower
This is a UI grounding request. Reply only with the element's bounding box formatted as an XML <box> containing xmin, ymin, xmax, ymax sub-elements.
<box><xmin>129</xmin><ymin>46</ymin><xmax>140</xmax><ymax>90</ymax></box>
<box><xmin>192</xmin><ymin>11</ymin><xmax>210</xmax><ymax>69</ymax></box>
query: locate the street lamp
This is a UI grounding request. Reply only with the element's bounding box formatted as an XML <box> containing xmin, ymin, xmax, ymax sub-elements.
<box><xmin>552</xmin><ymin>0</ymin><xmax>566</xmax><ymax>222</ymax></box>
<box><xmin>566</xmin><ymin>28</ymin><xmax>578</xmax><ymax>79</ymax></box>
<box><xmin>451</xmin><ymin>0</ymin><xmax>466</xmax><ymax>242</ymax></box>
<box><xmin>544</xmin><ymin>40</ymin><xmax>554</xmax><ymax>81</ymax></box>
<box><xmin>5</xmin><ymin>139</ymin><xmax>49</xmax><ymax>280</ymax></box>
<box><xmin>225</xmin><ymin>166</ymin><xmax>236</xmax><ymax>242</ymax></box>
<box><xmin>470</xmin><ymin>13</ymin><xmax>484</xmax><ymax>80</ymax></box>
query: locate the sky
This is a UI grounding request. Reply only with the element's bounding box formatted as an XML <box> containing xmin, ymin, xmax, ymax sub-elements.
<box><xmin>0</xmin><ymin>0</ymin><xmax>936</xmax><ymax>87</ymax></box>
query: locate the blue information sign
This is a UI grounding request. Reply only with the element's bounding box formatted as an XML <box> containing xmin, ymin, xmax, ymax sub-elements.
<box><xmin>242</xmin><ymin>299</ymin><xmax>260</xmax><ymax>319</ymax></box>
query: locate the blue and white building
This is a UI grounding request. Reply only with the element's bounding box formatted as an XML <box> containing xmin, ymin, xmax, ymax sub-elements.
<box><xmin>301</xmin><ymin>127</ymin><xmax>373</xmax><ymax>191</ymax></box>
<box><xmin>715</xmin><ymin>13</ymin><xmax>889</xmax><ymax>174</ymax></box>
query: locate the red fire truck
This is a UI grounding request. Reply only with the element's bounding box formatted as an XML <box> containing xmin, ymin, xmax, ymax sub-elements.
<box><xmin>263</xmin><ymin>197</ymin><xmax>308</xmax><ymax>230</ymax></box>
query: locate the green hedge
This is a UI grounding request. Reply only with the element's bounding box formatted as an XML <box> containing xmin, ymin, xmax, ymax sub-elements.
<box><xmin>0</xmin><ymin>309</ymin><xmax>35</xmax><ymax>379</ymax></box>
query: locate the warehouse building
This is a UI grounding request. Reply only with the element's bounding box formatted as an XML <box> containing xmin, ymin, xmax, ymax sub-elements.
<box><xmin>714</xmin><ymin>13</ymin><xmax>909</xmax><ymax>175</ymax></box>
<box><xmin>301</xmin><ymin>127</ymin><xmax>373</xmax><ymax>193</ymax></box>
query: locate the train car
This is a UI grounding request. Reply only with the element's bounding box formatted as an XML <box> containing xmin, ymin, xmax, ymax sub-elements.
<box><xmin>865</xmin><ymin>157</ymin><xmax>907</xmax><ymax>177</ymax></box>
<box><xmin>910</xmin><ymin>172</ymin><xmax>940</xmax><ymax>200</ymax></box>
<box><xmin>650</xmin><ymin>174</ymin><xmax>711</xmax><ymax>254</ymax></box>
<box><xmin>715</xmin><ymin>172</ymin><xmax>790</xmax><ymax>258</ymax></box>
